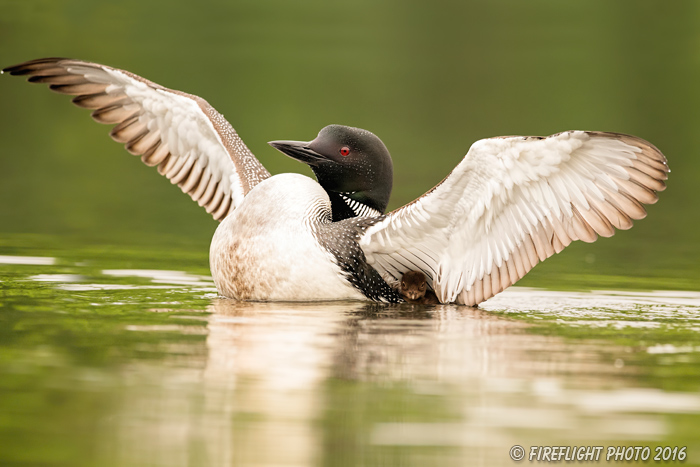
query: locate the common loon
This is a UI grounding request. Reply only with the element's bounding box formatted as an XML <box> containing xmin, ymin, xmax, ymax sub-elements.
<box><xmin>269</xmin><ymin>127</ymin><xmax>392</xmax><ymax>221</ymax></box>
<box><xmin>3</xmin><ymin>58</ymin><xmax>670</xmax><ymax>305</ymax></box>
<box><xmin>399</xmin><ymin>271</ymin><xmax>440</xmax><ymax>305</ymax></box>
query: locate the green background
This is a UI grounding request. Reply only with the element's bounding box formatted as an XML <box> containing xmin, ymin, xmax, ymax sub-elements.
<box><xmin>1</xmin><ymin>0</ymin><xmax>697</xmax><ymax>289</ymax></box>
<box><xmin>1</xmin><ymin>2</ymin><xmax>700</xmax><ymax>466</ymax></box>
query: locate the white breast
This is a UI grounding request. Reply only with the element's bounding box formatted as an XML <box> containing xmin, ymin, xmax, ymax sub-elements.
<box><xmin>209</xmin><ymin>173</ymin><xmax>366</xmax><ymax>301</ymax></box>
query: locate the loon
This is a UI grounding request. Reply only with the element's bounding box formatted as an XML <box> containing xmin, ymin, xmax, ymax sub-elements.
<box><xmin>3</xmin><ymin>58</ymin><xmax>670</xmax><ymax>305</ymax></box>
<box><xmin>399</xmin><ymin>271</ymin><xmax>440</xmax><ymax>305</ymax></box>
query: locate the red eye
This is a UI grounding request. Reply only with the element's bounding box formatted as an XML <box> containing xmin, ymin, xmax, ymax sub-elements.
<box><xmin>340</xmin><ymin>147</ymin><xmax>350</xmax><ymax>156</ymax></box>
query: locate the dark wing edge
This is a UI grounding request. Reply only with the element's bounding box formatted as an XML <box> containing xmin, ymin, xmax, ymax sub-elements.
<box><xmin>3</xmin><ymin>57</ymin><xmax>271</xmax><ymax>221</ymax></box>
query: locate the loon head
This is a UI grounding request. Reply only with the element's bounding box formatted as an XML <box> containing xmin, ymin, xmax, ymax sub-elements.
<box><xmin>399</xmin><ymin>270</ymin><xmax>429</xmax><ymax>301</ymax></box>
<box><xmin>269</xmin><ymin>125</ymin><xmax>393</xmax><ymax>220</ymax></box>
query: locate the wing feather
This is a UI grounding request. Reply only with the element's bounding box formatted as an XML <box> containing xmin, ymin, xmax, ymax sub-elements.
<box><xmin>3</xmin><ymin>57</ymin><xmax>271</xmax><ymax>221</ymax></box>
<box><xmin>359</xmin><ymin>131</ymin><xmax>669</xmax><ymax>305</ymax></box>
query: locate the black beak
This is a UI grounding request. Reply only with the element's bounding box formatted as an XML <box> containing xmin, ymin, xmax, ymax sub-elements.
<box><xmin>268</xmin><ymin>140</ymin><xmax>325</xmax><ymax>166</ymax></box>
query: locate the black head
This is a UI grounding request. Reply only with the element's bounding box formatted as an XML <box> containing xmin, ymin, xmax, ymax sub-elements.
<box><xmin>269</xmin><ymin>125</ymin><xmax>393</xmax><ymax>221</ymax></box>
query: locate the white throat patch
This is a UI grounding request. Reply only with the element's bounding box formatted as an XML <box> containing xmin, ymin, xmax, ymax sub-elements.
<box><xmin>340</xmin><ymin>194</ymin><xmax>381</xmax><ymax>218</ymax></box>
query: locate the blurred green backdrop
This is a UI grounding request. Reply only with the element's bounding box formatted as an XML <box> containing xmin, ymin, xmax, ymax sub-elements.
<box><xmin>0</xmin><ymin>0</ymin><xmax>698</xmax><ymax>288</ymax></box>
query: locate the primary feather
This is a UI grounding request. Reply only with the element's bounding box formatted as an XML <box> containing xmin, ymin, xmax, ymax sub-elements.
<box><xmin>3</xmin><ymin>57</ymin><xmax>270</xmax><ymax>221</ymax></box>
<box><xmin>359</xmin><ymin>131</ymin><xmax>669</xmax><ymax>306</ymax></box>
<box><xmin>4</xmin><ymin>58</ymin><xmax>669</xmax><ymax>306</ymax></box>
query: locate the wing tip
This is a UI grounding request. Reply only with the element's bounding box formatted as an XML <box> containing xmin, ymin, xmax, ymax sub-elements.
<box><xmin>587</xmin><ymin>131</ymin><xmax>670</xmax><ymax>171</ymax></box>
<box><xmin>3</xmin><ymin>57</ymin><xmax>72</xmax><ymax>76</ymax></box>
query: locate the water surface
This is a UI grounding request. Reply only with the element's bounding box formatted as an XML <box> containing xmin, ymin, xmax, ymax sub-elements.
<box><xmin>1</xmin><ymin>1</ymin><xmax>700</xmax><ymax>465</ymax></box>
<box><xmin>1</xmin><ymin>240</ymin><xmax>699</xmax><ymax>466</ymax></box>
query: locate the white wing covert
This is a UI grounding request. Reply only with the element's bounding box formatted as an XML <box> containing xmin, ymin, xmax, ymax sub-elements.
<box><xmin>359</xmin><ymin>131</ymin><xmax>669</xmax><ymax>306</ymax></box>
<box><xmin>3</xmin><ymin>58</ymin><xmax>270</xmax><ymax>221</ymax></box>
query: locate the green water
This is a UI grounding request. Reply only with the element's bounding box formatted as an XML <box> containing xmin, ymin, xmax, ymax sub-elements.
<box><xmin>1</xmin><ymin>0</ymin><xmax>700</xmax><ymax>465</ymax></box>
<box><xmin>1</xmin><ymin>241</ymin><xmax>700</xmax><ymax>466</ymax></box>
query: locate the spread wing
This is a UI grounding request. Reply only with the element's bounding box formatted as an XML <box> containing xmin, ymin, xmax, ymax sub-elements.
<box><xmin>2</xmin><ymin>57</ymin><xmax>270</xmax><ymax>221</ymax></box>
<box><xmin>359</xmin><ymin>131</ymin><xmax>669</xmax><ymax>306</ymax></box>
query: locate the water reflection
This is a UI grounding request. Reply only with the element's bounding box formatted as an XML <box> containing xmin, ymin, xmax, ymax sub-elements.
<box><xmin>103</xmin><ymin>269</ymin><xmax>214</xmax><ymax>287</ymax></box>
<box><xmin>202</xmin><ymin>300</ymin><xmax>360</xmax><ymax>466</ymax></box>
<box><xmin>4</xmin><ymin>257</ymin><xmax>700</xmax><ymax>466</ymax></box>
<box><xmin>101</xmin><ymin>295</ymin><xmax>700</xmax><ymax>466</ymax></box>
<box><xmin>0</xmin><ymin>254</ymin><xmax>55</xmax><ymax>265</ymax></box>
<box><xmin>483</xmin><ymin>287</ymin><xmax>700</xmax><ymax>312</ymax></box>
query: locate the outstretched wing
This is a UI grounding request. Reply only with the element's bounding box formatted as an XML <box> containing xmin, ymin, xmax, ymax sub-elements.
<box><xmin>2</xmin><ymin>58</ymin><xmax>270</xmax><ymax>221</ymax></box>
<box><xmin>359</xmin><ymin>131</ymin><xmax>669</xmax><ymax>306</ymax></box>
